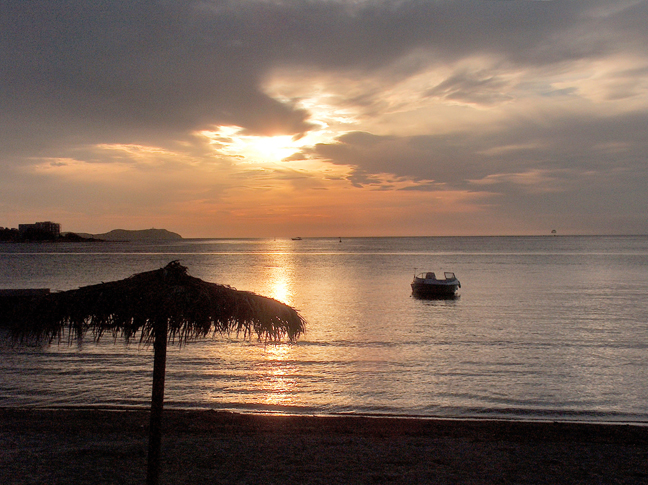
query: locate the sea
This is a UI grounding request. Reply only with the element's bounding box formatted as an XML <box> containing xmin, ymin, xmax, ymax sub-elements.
<box><xmin>1</xmin><ymin>236</ymin><xmax>647</xmax><ymax>423</ymax></box>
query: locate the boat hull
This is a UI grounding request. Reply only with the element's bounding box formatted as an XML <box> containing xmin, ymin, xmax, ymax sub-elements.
<box><xmin>411</xmin><ymin>282</ymin><xmax>460</xmax><ymax>298</ymax></box>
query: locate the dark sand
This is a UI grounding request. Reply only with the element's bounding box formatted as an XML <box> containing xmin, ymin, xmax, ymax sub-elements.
<box><xmin>1</xmin><ymin>408</ymin><xmax>648</xmax><ymax>484</ymax></box>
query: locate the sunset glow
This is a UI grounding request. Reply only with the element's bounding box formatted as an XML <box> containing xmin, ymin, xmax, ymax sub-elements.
<box><xmin>3</xmin><ymin>1</ymin><xmax>648</xmax><ymax>236</ymax></box>
<box><xmin>201</xmin><ymin>127</ymin><xmax>310</xmax><ymax>165</ymax></box>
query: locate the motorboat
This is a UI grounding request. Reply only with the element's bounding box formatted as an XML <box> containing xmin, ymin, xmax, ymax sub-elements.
<box><xmin>411</xmin><ymin>271</ymin><xmax>461</xmax><ymax>298</ymax></box>
<box><xmin>291</xmin><ymin>237</ymin><xmax>302</xmax><ymax>240</ymax></box>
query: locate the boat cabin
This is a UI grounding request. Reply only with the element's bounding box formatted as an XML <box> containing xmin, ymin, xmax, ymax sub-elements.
<box><xmin>418</xmin><ymin>272</ymin><xmax>456</xmax><ymax>281</ymax></box>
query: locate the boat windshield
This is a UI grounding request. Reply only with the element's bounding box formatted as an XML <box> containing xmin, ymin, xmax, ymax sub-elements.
<box><xmin>416</xmin><ymin>272</ymin><xmax>458</xmax><ymax>281</ymax></box>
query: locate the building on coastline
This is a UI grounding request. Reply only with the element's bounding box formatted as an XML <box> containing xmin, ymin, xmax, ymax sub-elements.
<box><xmin>18</xmin><ymin>221</ymin><xmax>61</xmax><ymax>238</ymax></box>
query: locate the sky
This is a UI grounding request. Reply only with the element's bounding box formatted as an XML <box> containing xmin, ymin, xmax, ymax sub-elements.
<box><xmin>2</xmin><ymin>0</ymin><xmax>647</xmax><ymax>238</ymax></box>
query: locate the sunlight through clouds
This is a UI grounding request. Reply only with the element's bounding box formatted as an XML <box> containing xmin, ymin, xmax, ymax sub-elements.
<box><xmin>199</xmin><ymin>126</ymin><xmax>331</xmax><ymax>166</ymax></box>
<box><xmin>3</xmin><ymin>0</ymin><xmax>648</xmax><ymax>235</ymax></box>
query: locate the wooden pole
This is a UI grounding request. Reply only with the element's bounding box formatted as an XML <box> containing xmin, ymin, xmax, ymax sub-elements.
<box><xmin>146</xmin><ymin>318</ymin><xmax>168</xmax><ymax>485</ymax></box>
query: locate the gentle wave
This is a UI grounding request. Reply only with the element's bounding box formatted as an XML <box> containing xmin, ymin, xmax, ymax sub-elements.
<box><xmin>2</xmin><ymin>236</ymin><xmax>648</xmax><ymax>423</ymax></box>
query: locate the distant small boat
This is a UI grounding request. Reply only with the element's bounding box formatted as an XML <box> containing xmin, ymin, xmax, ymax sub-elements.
<box><xmin>291</xmin><ymin>237</ymin><xmax>302</xmax><ymax>241</ymax></box>
<box><xmin>411</xmin><ymin>271</ymin><xmax>461</xmax><ymax>298</ymax></box>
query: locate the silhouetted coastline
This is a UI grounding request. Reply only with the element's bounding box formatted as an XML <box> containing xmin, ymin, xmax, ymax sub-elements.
<box><xmin>0</xmin><ymin>228</ymin><xmax>102</xmax><ymax>243</ymax></box>
<box><xmin>0</xmin><ymin>227</ymin><xmax>182</xmax><ymax>243</ymax></box>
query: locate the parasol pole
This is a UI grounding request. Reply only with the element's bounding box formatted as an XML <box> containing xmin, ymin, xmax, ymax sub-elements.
<box><xmin>146</xmin><ymin>317</ymin><xmax>168</xmax><ymax>485</ymax></box>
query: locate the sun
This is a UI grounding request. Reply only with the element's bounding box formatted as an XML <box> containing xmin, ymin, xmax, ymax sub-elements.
<box><xmin>243</xmin><ymin>134</ymin><xmax>299</xmax><ymax>163</ymax></box>
<box><xmin>200</xmin><ymin>126</ymin><xmax>317</xmax><ymax>165</ymax></box>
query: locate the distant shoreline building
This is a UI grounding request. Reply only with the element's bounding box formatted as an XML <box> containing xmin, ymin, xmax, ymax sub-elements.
<box><xmin>18</xmin><ymin>221</ymin><xmax>61</xmax><ymax>238</ymax></box>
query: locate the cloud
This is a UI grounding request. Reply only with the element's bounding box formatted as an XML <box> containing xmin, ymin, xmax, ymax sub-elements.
<box><xmin>4</xmin><ymin>1</ymin><xmax>644</xmax><ymax>147</ymax></box>
<box><xmin>2</xmin><ymin>1</ymin><xmax>315</xmax><ymax>154</ymax></box>
<box><xmin>2</xmin><ymin>0</ymin><xmax>648</xmax><ymax>235</ymax></box>
<box><xmin>318</xmin><ymin>108</ymin><xmax>648</xmax><ymax>180</ymax></box>
<box><xmin>425</xmin><ymin>69</ymin><xmax>515</xmax><ymax>105</ymax></box>
<box><xmin>308</xmin><ymin>103</ymin><xmax>648</xmax><ymax>229</ymax></box>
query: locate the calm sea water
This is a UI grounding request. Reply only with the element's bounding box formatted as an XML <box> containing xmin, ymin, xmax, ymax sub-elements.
<box><xmin>1</xmin><ymin>236</ymin><xmax>648</xmax><ymax>423</ymax></box>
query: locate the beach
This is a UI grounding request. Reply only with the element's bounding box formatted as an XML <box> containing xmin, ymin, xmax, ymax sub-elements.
<box><xmin>1</xmin><ymin>409</ymin><xmax>647</xmax><ymax>484</ymax></box>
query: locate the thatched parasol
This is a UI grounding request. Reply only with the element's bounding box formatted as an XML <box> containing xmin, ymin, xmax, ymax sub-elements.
<box><xmin>2</xmin><ymin>261</ymin><xmax>305</xmax><ymax>485</ymax></box>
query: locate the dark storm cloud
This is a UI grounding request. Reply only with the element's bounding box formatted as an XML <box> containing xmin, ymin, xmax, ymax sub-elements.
<box><xmin>2</xmin><ymin>1</ymin><xmax>644</xmax><ymax>156</ymax></box>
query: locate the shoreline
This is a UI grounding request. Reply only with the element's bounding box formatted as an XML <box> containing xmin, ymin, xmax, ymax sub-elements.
<box><xmin>2</xmin><ymin>408</ymin><xmax>648</xmax><ymax>484</ymax></box>
<box><xmin>5</xmin><ymin>403</ymin><xmax>648</xmax><ymax>427</ymax></box>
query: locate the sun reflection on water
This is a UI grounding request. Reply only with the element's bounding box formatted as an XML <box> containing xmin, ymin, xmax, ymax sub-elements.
<box><xmin>257</xmin><ymin>344</ymin><xmax>298</xmax><ymax>408</ymax></box>
<box><xmin>262</xmin><ymin>252</ymin><xmax>297</xmax><ymax>306</ymax></box>
<box><xmin>268</xmin><ymin>273</ymin><xmax>291</xmax><ymax>305</ymax></box>
<box><xmin>196</xmin><ymin>242</ymin><xmax>304</xmax><ymax>410</ymax></box>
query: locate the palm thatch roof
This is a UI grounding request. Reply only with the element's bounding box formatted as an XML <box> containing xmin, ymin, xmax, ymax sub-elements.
<box><xmin>5</xmin><ymin>261</ymin><xmax>305</xmax><ymax>345</ymax></box>
<box><xmin>2</xmin><ymin>261</ymin><xmax>306</xmax><ymax>485</ymax></box>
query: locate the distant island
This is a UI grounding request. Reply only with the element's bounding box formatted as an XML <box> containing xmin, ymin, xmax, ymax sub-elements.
<box><xmin>74</xmin><ymin>228</ymin><xmax>183</xmax><ymax>241</ymax></box>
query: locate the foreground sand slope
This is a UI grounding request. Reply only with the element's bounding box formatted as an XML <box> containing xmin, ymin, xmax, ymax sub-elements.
<box><xmin>1</xmin><ymin>409</ymin><xmax>648</xmax><ymax>484</ymax></box>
